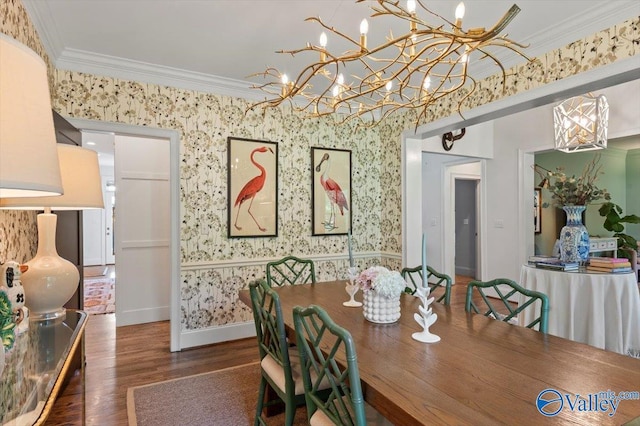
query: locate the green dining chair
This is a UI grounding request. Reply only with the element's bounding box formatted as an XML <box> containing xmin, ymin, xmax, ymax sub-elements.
<box><xmin>266</xmin><ymin>255</ymin><xmax>316</xmax><ymax>286</ymax></box>
<box><xmin>401</xmin><ymin>265</ymin><xmax>452</xmax><ymax>305</ymax></box>
<box><xmin>465</xmin><ymin>278</ymin><xmax>549</xmax><ymax>333</ymax></box>
<box><xmin>249</xmin><ymin>279</ymin><xmax>306</xmax><ymax>426</ymax></box>
<box><xmin>293</xmin><ymin>304</ymin><xmax>392</xmax><ymax>426</ymax></box>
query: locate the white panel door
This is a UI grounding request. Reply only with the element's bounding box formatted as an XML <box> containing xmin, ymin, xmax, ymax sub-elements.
<box><xmin>114</xmin><ymin>135</ymin><xmax>170</xmax><ymax>326</ymax></box>
<box><xmin>82</xmin><ymin>207</ymin><xmax>103</xmax><ymax>266</ymax></box>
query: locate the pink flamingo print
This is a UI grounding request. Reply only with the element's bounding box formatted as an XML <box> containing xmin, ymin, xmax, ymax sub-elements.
<box><xmin>234</xmin><ymin>146</ymin><xmax>274</xmax><ymax>231</ymax></box>
<box><xmin>315</xmin><ymin>152</ymin><xmax>349</xmax><ymax>231</ymax></box>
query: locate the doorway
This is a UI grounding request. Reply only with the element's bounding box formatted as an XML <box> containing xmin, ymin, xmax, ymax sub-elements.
<box><xmin>81</xmin><ymin>131</ymin><xmax>171</xmax><ymax>328</ymax></box>
<box><xmin>69</xmin><ymin>118</ymin><xmax>180</xmax><ymax>351</ymax></box>
<box><xmin>82</xmin><ymin>131</ymin><xmax>116</xmax><ymax>315</ymax></box>
<box><xmin>443</xmin><ymin>160</ymin><xmax>483</xmax><ymax>281</ymax></box>
<box><xmin>455</xmin><ymin>179</ymin><xmax>478</xmax><ymax>278</ymax></box>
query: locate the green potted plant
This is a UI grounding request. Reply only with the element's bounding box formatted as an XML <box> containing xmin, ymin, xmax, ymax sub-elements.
<box><xmin>598</xmin><ymin>202</ymin><xmax>640</xmax><ymax>260</ymax></box>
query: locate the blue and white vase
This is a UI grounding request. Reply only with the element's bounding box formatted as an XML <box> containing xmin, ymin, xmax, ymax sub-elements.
<box><xmin>559</xmin><ymin>205</ymin><xmax>590</xmax><ymax>264</ymax></box>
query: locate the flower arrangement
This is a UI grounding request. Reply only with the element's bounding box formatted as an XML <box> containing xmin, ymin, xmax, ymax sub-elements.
<box><xmin>535</xmin><ymin>154</ymin><xmax>611</xmax><ymax>207</ymax></box>
<box><xmin>355</xmin><ymin>266</ymin><xmax>405</xmax><ymax>299</ymax></box>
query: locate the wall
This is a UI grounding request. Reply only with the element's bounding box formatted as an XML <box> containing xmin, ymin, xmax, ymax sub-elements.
<box><xmin>50</xmin><ymin>70</ymin><xmax>413</xmax><ymax>336</ymax></box>
<box><xmin>626</xmin><ymin>147</ymin><xmax>640</xmax><ymax>239</ymax></box>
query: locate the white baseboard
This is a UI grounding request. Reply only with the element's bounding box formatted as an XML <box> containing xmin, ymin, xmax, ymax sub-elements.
<box><xmin>116</xmin><ymin>306</ymin><xmax>169</xmax><ymax>327</ymax></box>
<box><xmin>456</xmin><ymin>266</ymin><xmax>475</xmax><ymax>276</ymax></box>
<box><xmin>83</xmin><ymin>258</ymin><xmax>102</xmax><ymax>267</ymax></box>
<box><xmin>180</xmin><ymin>322</ymin><xmax>256</xmax><ymax>349</ymax></box>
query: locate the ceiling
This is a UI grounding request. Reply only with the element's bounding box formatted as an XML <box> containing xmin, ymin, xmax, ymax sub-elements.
<box><xmin>23</xmin><ymin>1</ymin><xmax>639</xmax><ymax>162</ymax></box>
<box><xmin>24</xmin><ymin>1</ymin><xmax>639</xmax><ymax>100</ymax></box>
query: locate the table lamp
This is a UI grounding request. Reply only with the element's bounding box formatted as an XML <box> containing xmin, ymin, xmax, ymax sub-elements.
<box><xmin>0</xmin><ymin>33</ymin><xmax>62</xmax><ymax>197</ymax></box>
<box><xmin>0</xmin><ymin>144</ymin><xmax>104</xmax><ymax>320</ymax></box>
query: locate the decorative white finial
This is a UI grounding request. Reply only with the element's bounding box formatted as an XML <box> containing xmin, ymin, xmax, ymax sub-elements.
<box><xmin>412</xmin><ymin>286</ymin><xmax>440</xmax><ymax>343</ymax></box>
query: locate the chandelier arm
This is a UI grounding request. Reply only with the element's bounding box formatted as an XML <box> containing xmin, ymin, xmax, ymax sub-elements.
<box><xmin>304</xmin><ymin>17</ymin><xmax>365</xmax><ymax>52</ymax></box>
<box><xmin>415</xmin><ymin>0</ymin><xmax>458</xmax><ymax>28</ymax></box>
<box><xmin>473</xmin><ymin>47</ymin><xmax>510</xmax><ymax>92</ymax></box>
<box><xmin>484</xmin><ymin>5</ymin><xmax>522</xmax><ymax>40</ymax></box>
<box><xmin>455</xmin><ymin>76</ymin><xmax>477</xmax><ymax>113</ymax></box>
<box><xmin>249</xmin><ymin>0</ymin><xmax>530</xmax><ymax>127</ymax></box>
<box><xmin>370</xmin><ymin>0</ymin><xmax>459</xmax><ymax>33</ymax></box>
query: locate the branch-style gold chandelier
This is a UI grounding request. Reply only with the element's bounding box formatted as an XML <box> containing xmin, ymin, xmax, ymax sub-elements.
<box><xmin>250</xmin><ymin>0</ymin><xmax>530</xmax><ymax>127</ymax></box>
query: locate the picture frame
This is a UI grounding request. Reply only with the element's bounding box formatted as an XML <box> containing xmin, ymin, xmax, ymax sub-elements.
<box><xmin>311</xmin><ymin>147</ymin><xmax>352</xmax><ymax>236</ymax></box>
<box><xmin>534</xmin><ymin>188</ymin><xmax>542</xmax><ymax>234</ymax></box>
<box><xmin>227</xmin><ymin>137</ymin><xmax>278</xmax><ymax>238</ymax></box>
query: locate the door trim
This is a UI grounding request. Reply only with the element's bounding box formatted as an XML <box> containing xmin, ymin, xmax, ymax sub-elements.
<box><xmin>443</xmin><ymin>164</ymin><xmax>485</xmax><ymax>281</ymax></box>
<box><xmin>67</xmin><ymin>118</ymin><xmax>181</xmax><ymax>352</ymax></box>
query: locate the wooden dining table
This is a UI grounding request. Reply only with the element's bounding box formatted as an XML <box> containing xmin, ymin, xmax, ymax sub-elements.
<box><xmin>239</xmin><ymin>281</ymin><xmax>640</xmax><ymax>425</ymax></box>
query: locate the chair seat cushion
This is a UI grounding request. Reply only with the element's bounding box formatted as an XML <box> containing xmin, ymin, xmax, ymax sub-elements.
<box><xmin>309</xmin><ymin>397</ymin><xmax>393</xmax><ymax>426</ymax></box>
<box><xmin>261</xmin><ymin>349</ymin><xmax>329</xmax><ymax>395</ymax></box>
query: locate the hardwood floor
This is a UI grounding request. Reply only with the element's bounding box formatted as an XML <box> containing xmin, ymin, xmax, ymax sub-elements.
<box><xmin>45</xmin><ymin>276</ymin><xmax>476</xmax><ymax>425</ymax></box>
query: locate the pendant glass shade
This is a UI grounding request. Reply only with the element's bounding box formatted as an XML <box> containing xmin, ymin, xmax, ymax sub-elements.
<box><xmin>553</xmin><ymin>94</ymin><xmax>609</xmax><ymax>153</ymax></box>
<box><xmin>0</xmin><ymin>34</ymin><xmax>62</xmax><ymax>198</ymax></box>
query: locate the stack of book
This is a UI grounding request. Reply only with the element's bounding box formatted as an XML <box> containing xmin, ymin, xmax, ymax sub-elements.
<box><xmin>533</xmin><ymin>258</ymin><xmax>580</xmax><ymax>271</ymax></box>
<box><xmin>527</xmin><ymin>255</ymin><xmax>558</xmax><ymax>265</ymax></box>
<box><xmin>587</xmin><ymin>257</ymin><xmax>632</xmax><ymax>273</ymax></box>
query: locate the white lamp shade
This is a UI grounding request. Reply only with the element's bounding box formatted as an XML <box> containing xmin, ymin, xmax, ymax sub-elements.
<box><xmin>0</xmin><ymin>33</ymin><xmax>62</xmax><ymax>197</ymax></box>
<box><xmin>0</xmin><ymin>144</ymin><xmax>104</xmax><ymax>210</ymax></box>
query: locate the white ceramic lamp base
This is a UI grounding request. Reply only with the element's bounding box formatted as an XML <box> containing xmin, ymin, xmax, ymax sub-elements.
<box><xmin>21</xmin><ymin>213</ymin><xmax>79</xmax><ymax>321</ymax></box>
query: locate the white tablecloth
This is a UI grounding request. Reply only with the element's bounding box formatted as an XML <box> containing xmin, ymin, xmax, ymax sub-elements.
<box><xmin>520</xmin><ymin>265</ymin><xmax>640</xmax><ymax>356</ymax></box>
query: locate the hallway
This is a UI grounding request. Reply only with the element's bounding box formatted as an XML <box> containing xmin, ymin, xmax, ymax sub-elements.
<box><xmin>83</xmin><ymin>264</ymin><xmax>115</xmax><ymax>315</ymax></box>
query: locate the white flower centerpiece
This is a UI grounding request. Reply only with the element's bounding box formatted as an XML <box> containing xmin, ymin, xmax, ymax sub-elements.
<box><xmin>355</xmin><ymin>266</ymin><xmax>405</xmax><ymax>323</ymax></box>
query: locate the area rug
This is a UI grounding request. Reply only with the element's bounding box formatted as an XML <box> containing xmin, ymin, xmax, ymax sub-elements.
<box><xmin>83</xmin><ymin>277</ymin><xmax>115</xmax><ymax>315</ymax></box>
<box><xmin>127</xmin><ymin>362</ymin><xmax>308</xmax><ymax>426</ymax></box>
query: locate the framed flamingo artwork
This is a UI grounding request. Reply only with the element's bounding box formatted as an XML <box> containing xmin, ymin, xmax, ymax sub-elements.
<box><xmin>311</xmin><ymin>147</ymin><xmax>352</xmax><ymax>236</ymax></box>
<box><xmin>227</xmin><ymin>137</ymin><xmax>278</xmax><ymax>238</ymax></box>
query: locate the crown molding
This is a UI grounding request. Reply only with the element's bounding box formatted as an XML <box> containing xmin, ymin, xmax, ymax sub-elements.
<box><xmin>22</xmin><ymin>0</ymin><xmax>64</xmax><ymax>60</ymax></box>
<box><xmin>25</xmin><ymin>1</ymin><xmax>639</xmax><ymax>102</ymax></box>
<box><xmin>55</xmin><ymin>48</ymin><xmax>261</xmax><ymax>100</ymax></box>
<box><xmin>469</xmin><ymin>2</ymin><xmax>639</xmax><ymax>79</ymax></box>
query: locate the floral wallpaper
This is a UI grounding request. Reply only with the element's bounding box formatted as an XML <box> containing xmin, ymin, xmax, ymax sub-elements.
<box><xmin>51</xmin><ymin>74</ymin><xmax>401</xmax><ymax>329</ymax></box>
<box><xmin>1</xmin><ymin>0</ymin><xmax>639</xmax><ymax>338</ymax></box>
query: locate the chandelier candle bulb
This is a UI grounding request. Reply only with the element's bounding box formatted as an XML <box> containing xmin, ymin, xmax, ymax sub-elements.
<box><xmin>423</xmin><ymin>76</ymin><xmax>431</xmax><ymax>90</ymax></box>
<box><xmin>455</xmin><ymin>2</ymin><xmax>465</xmax><ymax>29</ymax></box>
<box><xmin>408</xmin><ymin>0</ymin><xmax>417</xmax><ymax>32</ymax></box>
<box><xmin>359</xmin><ymin>19</ymin><xmax>368</xmax><ymax>51</ymax></box>
<box><xmin>280</xmin><ymin>74</ymin><xmax>289</xmax><ymax>97</ymax></box>
<box><xmin>319</xmin><ymin>32</ymin><xmax>327</xmax><ymax>61</ymax></box>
